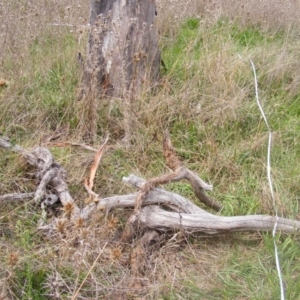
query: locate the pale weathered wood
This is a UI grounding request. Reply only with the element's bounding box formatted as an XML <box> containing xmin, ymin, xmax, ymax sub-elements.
<box><xmin>0</xmin><ymin>137</ymin><xmax>80</xmax><ymax>223</ymax></box>
<box><xmin>139</xmin><ymin>206</ymin><xmax>300</xmax><ymax>234</ymax></box>
<box><xmin>0</xmin><ymin>136</ymin><xmax>36</xmax><ymax>164</ymax></box>
<box><xmin>162</xmin><ymin>131</ymin><xmax>221</xmax><ymax>210</ymax></box>
<box><xmin>0</xmin><ymin>192</ymin><xmax>35</xmax><ymax>202</ymax></box>
<box><xmin>81</xmin><ymin>178</ymin><xmax>211</xmax><ymax>220</ymax></box>
<box><xmin>128</xmin><ymin>132</ymin><xmax>222</xmax><ymax>215</ymax></box>
<box><xmin>2</xmin><ymin>136</ymin><xmax>300</xmax><ymax>235</ymax></box>
<box><xmin>122</xmin><ymin>174</ymin><xmax>211</xmax><ymax>215</ymax></box>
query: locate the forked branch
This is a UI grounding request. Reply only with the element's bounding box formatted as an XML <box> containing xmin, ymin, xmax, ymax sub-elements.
<box><xmin>132</xmin><ymin>131</ymin><xmax>221</xmax><ymax>215</ymax></box>
<box><xmin>1</xmin><ymin>135</ymin><xmax>300</xmax><ymax>235</ymax></box>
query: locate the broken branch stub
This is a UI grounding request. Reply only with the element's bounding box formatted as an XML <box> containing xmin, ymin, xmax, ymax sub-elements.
<box><xmin>79</xmin><ymin>0</ymin><xmax>161</xmax><ymax>100</ymax></box>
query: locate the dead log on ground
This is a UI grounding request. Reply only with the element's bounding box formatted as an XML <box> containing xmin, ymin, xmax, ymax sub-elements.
<box><xmin>1</xmin><ymin>135</ymin><xmax>300</xmax><ymax>235</ymax></box>
<box><xmin>2</xmin><ymin>134</ymin><xmax>300</xmax><ymax>293</ymax></box>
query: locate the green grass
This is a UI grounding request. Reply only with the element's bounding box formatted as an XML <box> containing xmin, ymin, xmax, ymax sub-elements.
<box><xmin>1</xmin><ymin>31</ymin><xmax>80</xmax><ymax>139</ymax></box>
<box><xmin>216</xmin><ymin>235</ymin><xmax>300</xmax><ymax>299</ymax></box>
<box><xmin>1</xmin><ymin>2</ymin><xmax>300</xmax><ymax>299</ymax></box>
<box><xmin>12</xmin><ymin>265</ymin><xmax>48</xmax><ymax>300</ymax></box>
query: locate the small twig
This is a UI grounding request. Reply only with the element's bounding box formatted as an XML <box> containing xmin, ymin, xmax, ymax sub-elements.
<box><xmin>163</xmin><ymin>130</ymin><xmax>183</xmax><ymax>171</ymax></box>
<box><xmin>83</xmin><ymin>179</ymin><xmax>100</xmax><ymax>199</ymax></box>
<box><xmin>48</xmin><ymin>141</ymin><xmax>98</xmax><ymax>152</ymax></box>
<box><xmin>0</xmin><ymin>192</ymin><xmax>35</xmax><ymax>202</ymax></box>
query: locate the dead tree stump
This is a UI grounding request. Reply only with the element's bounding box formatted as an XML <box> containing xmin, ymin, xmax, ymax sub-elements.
<box><xmin>78</xmin><ymin>0</ymin><xmax>161</xmax><ymax>143</ymax></box>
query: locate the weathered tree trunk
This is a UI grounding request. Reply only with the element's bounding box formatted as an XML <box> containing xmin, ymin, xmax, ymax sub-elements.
<box><xmin>78</xmin><ymin>0</ymin><xmax>160</xmax><ymax>143</ymax></box>
<box><xmin>88</xmin><ymin>0</ymin><xmax>160</xmax><ymax>98</ymax></box>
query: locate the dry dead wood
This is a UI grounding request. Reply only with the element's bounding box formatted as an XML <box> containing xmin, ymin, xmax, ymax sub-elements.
<box><xmin>1</xmin><ymin>135</ymin><xmax>300</xmax><ymax>235</ymax></box>
<box><xmin>0</xmin><ymin>192</ymin><xmax>35</xmax><ymax>203</ymax></box>
<box><xmin>132</xmin><ymin>131</ymin><xmax>221</xmax><ymax>215</ymax></box>
<box><xmin>119</xmin><ymin>132</ymin><xmax>300</xmax><ymax>243</ymax></box>
<box><xmin>0</xmin><ymin>137</ymin><xmax>80</xmax><ymax>226</ymax></box>
<box><xmin>2</xmin><ymin>134</ymin><xmax>300</xmax><ymax>294</ymax></box>
<box><xmin>0</xmin><ymin>136</ymin><xmax>111</xmax><ymax>231</ymax></box>
<box><xmin>139</xmin><ymin>206</ymin><xmax>300</xmax><ymax>234</ymax></box>
<box><xmin>121</xmin><ymin>131</ymin><xmax>222</xmax><ymax>242</ymax></box>
<box><xmin>96</xmin><ymin>175</ymin><xmax>300</xmax><ymax>234</ymax></box>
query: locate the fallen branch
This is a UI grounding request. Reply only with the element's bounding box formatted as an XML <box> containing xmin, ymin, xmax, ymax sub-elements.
<box><xmin>132</xmin><ymin>132</ymin><xmax>221</xmax><ymax>217</ymax></box>
<box><xmin>95</xmin><ymin>175</ymin><xmax>300</xmax><ymax>234</ymax></box>
<box><xmin>162</xmin><ymin>131</ymin><xmax>221</xmax><ymax>210</ymax></box>
<box><xmin>0</xmin><ymin>137</ymin><xmax>80</xmax><ymax>225</ymax></box>
<box><xmin>2</xmin><ymin>135</ymin><xmax>300</xmax><ymax>235</ymax></box>
<box><xmin>139</xmin><ymin>205</ymin><xmax>300</xmax><ymax>234</ymax></box>
<box><xmin>0</xmin><ymin>192</ymin><xmax>35</xmax><ymax>202</ymax></box>
<box><xmin>121</xmin><ymin>174</ymin><xmax>211</xmax><ymax>215</ymax></box>
<box><xmin>122</xmin><ymin>131</ymin><xmax>221</xmax><ymax>242</ymax></box>
<box><xmin>2</xmin><ymin>133</ymin><xmax>300</xmax><ymax>294</ymax></box>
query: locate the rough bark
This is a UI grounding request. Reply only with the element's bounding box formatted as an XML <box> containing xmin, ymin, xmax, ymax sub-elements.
<box><xmin>77</xmin><ymin>0</ymin><xmax>160</xmax><ymax>143</ymax></box>
<box><xmin>81</xmin><ymin>0</ymin><xmax>160</xmax><ymax>99</ymax></box>
<box><xmin>0</xmin><ymin>192</ymin><xmax>35</xmax><ymax>203</ymax></box>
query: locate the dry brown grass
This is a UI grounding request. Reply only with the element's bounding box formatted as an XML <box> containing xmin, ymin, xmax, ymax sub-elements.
<box><xmin>1</xmin><ymin>0</ymin><xmax>300</xmax><ymax>299</ymax></box>
<box><xmin>157</xmin><ymin>0</ymin><xmax>300</xmax><ymax>32</ymax></box>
